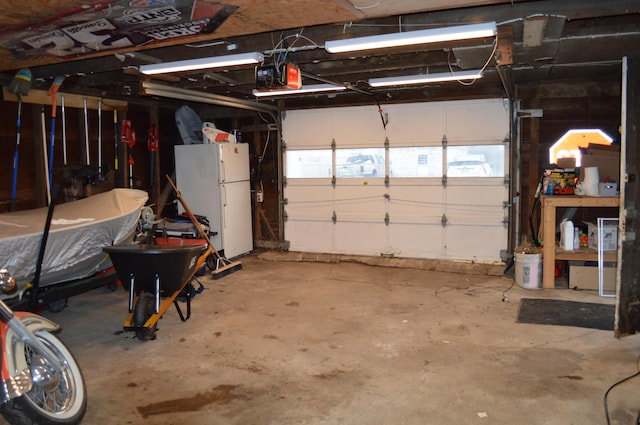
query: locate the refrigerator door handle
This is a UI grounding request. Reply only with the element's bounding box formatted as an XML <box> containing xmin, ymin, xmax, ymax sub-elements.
<box><xmin>221</xmin><ymin>184</ymin><xmax>227</xmax><ymax>229</ymax></box>
<box><xmin>220</xmin><ymin>159</ymin><xmax>226</xmax><ymax>183</ymax></box>
<box><xmin>222</xmin><ymin>184</ymin><xmax>227</xmax><ymax>207</ymax></box>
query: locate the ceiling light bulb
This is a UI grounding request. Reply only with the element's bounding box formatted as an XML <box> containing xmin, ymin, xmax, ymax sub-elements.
<box><xmin>368</xmin><ymin>70</ymin><xmax>483</xmax><ymax>87</ymax></box>
<box><xmin>252</xmin><ymin>84</ymin><xmax>347</xmax><ymax>97</ymax></box>
<box><xmin>325</xmin><ymin>22</ymin><xmax>497</xmax><ymax>53</ymax></box>
<box><xmin>139</xmin><ymin>52</ymin><xmax>264</xmax><ymax>75</ymax></box>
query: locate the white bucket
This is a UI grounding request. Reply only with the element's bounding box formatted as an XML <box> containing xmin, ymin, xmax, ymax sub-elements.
<box><xmin>514</xmin><ymin>253</ymin><xmax>542</xmax><ymax>289</ymax></box>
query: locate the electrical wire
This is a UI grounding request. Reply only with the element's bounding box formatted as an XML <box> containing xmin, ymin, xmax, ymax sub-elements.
<box><xmin>265</xmin><ymin>29</ymin><xmax>321</xmax><ymax>69</ymax></box>
<box><xmin>262</xmin><ymin>125</ymin><xmax>271</xmax><ymax>160</ymax></box>
<box><xmin>446</xmin><ymin>33</ymin><xmax>499</xmax><ymax>86</ymax></box>
<box><xmin>257</xmin><ymin>111</ymin><xmax>277</xmax><ymax>163</ymax></box>
<box><xmin>501</xmin><ymin>278</ymin><xmax>515</xmax><ymax>302</ymax></box>
<box><xmin>604</xmin><ymin>355</ymin><xmax>640</xmax><ymax>425</ymax></box>
<box><xmin>529</xmin><ymin>173</ymin><xmax>545</xmax><ymax>246</ymax></box>
<box><xmin>374</xmin><ymin>97</ymin><xmax>388</xmax><ymax>129</ymax></box>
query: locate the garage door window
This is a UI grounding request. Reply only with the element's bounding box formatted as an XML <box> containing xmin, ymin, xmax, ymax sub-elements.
<box><xmin>446</xmin><ymin>145</ymin><xmax>505</xmax><ymax>177</ymax></box>
<box><xmin>336</xmin><ymin>148</ymin><xmax>385</xmax><ymax>178</ymax></box>
<box><xmin>286</xmin><ymin>149</ymin><xmax>332</xmax><ymax>178</ymax></box>
<box><xmin>390</xmin><ymin>147</ymin><xmax>443</xmax><ymax>177</ymax></box>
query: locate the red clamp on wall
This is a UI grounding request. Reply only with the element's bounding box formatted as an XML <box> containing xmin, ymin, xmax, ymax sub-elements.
<box><xmin>121</xmin><ymin>119</ymin><xmax>136</xmax><ymax>148</ymax></box>
<box><xmin>147</xmin><ymin>125</ymin><xmax>158</xmax><ymax>152</ymax></box>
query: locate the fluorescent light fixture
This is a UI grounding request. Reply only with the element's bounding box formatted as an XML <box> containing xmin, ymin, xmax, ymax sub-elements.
<box><xmin>139</xmin><ymin>52</ymin><xmax>264</xmax><ymax>75</ymax></box>
<box><xmin>325</xmin><ymin>22</ymin><xmax>497</xmax><ymax>53</ymax></box>
<box><xmin>252</xmin><ymin>84</ymin><xmax>347</xmax><ymax>97</ymax></box>
<box><xmin>368</xmin><ymin>69</ymin><xmax>483</xmax><ymax>87</ymax></box>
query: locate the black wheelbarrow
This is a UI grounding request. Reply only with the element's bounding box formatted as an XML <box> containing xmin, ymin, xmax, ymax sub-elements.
<box><xmin>103</xmin><ymin>241</ymin><xmax>211</xmax><ymax>340</ymax></box>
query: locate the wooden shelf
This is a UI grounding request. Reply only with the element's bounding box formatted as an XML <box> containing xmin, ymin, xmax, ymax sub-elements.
<box><xmin>541</xmin><ymin>195</ymin><xmax>620</xmax><ymax>289</ymax></box>
<box><xmin>554</xmin><ymin>247</ymin><xmax>617</xmax><ymax>262</ymax></box>
<box><xmin>542</xmin><ymin>195</ymin><xmax>620</xmax><ymax>208</ymax></box>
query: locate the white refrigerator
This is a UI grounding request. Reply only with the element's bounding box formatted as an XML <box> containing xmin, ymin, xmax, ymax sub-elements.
<box><xmin>174</xmin><ymin>143</ymin><xmax>252</xmax><ymax>259</ymax></box>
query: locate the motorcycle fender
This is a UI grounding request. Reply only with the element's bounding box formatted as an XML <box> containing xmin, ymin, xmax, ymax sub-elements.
<box><xmin>13</xmin><ymin>312</ymin><xmax>60</xmax><ymax>333</ymax></box>
<box><xmin>0</xmin><ymin>313</ymin><xmax>61</xmax><ymax>401</ymax></box>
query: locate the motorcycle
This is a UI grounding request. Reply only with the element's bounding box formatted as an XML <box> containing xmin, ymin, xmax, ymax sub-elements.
<box><xmin>0</xmin><ymin>268</ymin><xmax>86</xmax><ymax>425</ymax></box>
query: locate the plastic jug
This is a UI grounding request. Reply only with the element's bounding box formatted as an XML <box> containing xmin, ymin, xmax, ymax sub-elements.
<box><xmin>560</xmin><ymin>219</ymin><xmax>574</xmax><ymax>250</ymax></box>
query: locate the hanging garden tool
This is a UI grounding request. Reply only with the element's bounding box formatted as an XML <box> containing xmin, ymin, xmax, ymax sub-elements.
<box><xmin>98</xmin><ymin>100</ymin><xmax>103</xmax><ymax>180</ymax></box>
<box><xmin>121</xmin><ymin>119</ymin><xmax>136</xmax><ymax>147</ymax></box>
<box><xmin>47</xmin><ymin>76</ymin><xmax>64</xmax><ymax>188</ymax></box>
<box><xmin>61</xmin><ymin>95</ymin><xmax>67</xmax><ymax>166</ymax></box>
<box><xmin>128</xmin><ymin>155</ymin><xmax>135</xmax><ymax>188</ymax></box>
<box><xmin>8</xmin><ymin>69</ymin><xmax>32</xmax><ymax>211</ymax></box>
<box><xmin>83</xmin><ymin>98</ymin><xmax>90</xmax><ymax>166</ymax></box>
<box><xmin>40</xmin><ymin>107</ymin><xmax>51</xmax><ymax>205</ymax></box>
<box><xmin>147</xmin><ymin>124</ymin><xmax>158</xmax><ymax>187</ymax></box>
<box><xmin>113</xmin><ymin>110</ymin><xmax>119</xmax><ymax>172</ymax></box>
<box><xmin>121</xmin><ymin>119</ymin><xmax>136</xmax><ymax>188</ymax></box>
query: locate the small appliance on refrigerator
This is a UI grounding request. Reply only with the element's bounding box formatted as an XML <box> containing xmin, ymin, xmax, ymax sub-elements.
<box><xmin>174</xmin><ymin>143</ymin><xmax>252</xmax><ymax>259</ymax></box>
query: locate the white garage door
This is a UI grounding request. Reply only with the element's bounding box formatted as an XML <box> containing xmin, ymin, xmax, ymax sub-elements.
<box><xmin>283</xmin><ymin>99</ymin><xmax>510</xmax><ymax>262</ymax></box>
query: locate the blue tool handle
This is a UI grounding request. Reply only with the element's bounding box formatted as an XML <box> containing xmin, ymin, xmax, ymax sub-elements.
<box><xmin>11</xmin><ymin>148</ymin><xmax>18</xmax><ymax>200</ymax></box>
<box><xmin>49</xmin><ymin>118</ymin><xmax>56</xmax><ymax>188</ymax></box>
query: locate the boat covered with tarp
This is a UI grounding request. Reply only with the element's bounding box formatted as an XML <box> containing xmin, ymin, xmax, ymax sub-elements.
<box><xmin>0</xmin><ymin>188</ymin><xmax>148</xmax><ymax>299</ymax></box>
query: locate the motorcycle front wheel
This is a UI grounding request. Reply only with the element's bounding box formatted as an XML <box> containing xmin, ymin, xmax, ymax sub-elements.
<box><xmin>0</xmin><ymin>331</ymin><xmax>87</xmax><ymax>425</ymax></box>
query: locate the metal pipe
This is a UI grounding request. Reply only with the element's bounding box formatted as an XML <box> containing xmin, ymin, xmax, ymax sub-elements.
<box><xmin>141</xmin><ymin>82</ymin><xmax>278</xmax><ymax>113</ymax></box>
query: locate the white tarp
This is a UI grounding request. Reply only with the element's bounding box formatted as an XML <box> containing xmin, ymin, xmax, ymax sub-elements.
<box><xmin>0</xmin><ymin>188</ymin><xmax>148</xmax><ymax>294</ymax></box>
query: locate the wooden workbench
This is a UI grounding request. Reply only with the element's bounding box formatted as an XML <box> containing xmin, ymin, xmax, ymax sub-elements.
<box><xmin>541</xmin><ymin>195</ymin><xmax>620</xmax><ymax>289</ymax></box>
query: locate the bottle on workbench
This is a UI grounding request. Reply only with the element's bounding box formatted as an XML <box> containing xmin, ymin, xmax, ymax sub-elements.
<box><xmin>560</xmin><ymin>218</ymin><xmax>574</xmax><ymax>250</ymax></box>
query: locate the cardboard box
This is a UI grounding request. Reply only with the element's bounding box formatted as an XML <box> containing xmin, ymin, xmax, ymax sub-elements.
<box><xmin>587</xmin><ymin>143</ymin><xmax>620</xmax><ymax>156</ymax></box>
<box><xmin>586</xmin><ymin>221</ymin><xmax>618</xmax><ymax>251</ymax></box>
<box><xmin>569</xmin><ymin>264</ymin><xmax>616</xmax><ymax>292</ymax></box>
<box><xmin>580</xmin><ymin>154</ymin><xmax>620</xmax><ymax>183</ymax></box>
<box><xmin>557</xmin><ymin>157</ymin><xmax>576</xmax><ymax>169</ymax></box>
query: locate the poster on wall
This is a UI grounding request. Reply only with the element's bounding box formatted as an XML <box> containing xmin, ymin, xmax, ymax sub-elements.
<box><xmin>0</xmin><ymin>0</ymin><xmax>237</xmax><ymax>60</ymax></box>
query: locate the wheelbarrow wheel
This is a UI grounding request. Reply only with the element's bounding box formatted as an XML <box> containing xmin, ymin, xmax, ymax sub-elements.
<box><xmin>206</xmin><ymin>253</ymin><xmax>216</xmax><ymax>271</ymax></box>
<box><xmin>134</xmin><ymin>293</ymin><xmax>156</xmax><ymax>341</ymax></box>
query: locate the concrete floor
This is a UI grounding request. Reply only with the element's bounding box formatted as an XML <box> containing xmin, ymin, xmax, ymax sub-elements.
<box><xmin>4</xmin><ymin>252</ymin><xmax>639</xmax><ymax>425</ymax></box>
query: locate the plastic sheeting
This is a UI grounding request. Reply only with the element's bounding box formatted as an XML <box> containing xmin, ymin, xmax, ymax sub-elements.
<box><xmin>0</xmin><ymin>189</ymin><xmax>148</xmax><ymax>295</ymax></box>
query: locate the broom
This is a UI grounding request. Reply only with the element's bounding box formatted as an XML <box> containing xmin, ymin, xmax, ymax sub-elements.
<box><xmin>165</xmin><ymin>175</ymin><xmax>242</xmax><ymax>279</ymax></box>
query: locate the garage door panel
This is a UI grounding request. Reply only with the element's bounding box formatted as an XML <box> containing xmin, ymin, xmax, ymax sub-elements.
<box><xmin>388</xmin><ymin>183</ymin><xmax>444</xmax><ymax>225</ymax></box>
<box><xmin>443</xmin><ymin>182</ymin><xmax>506</xmax><ymax>262</ymax></box>
<box><xmin>285</xmin><ymin>182</ymin><xmax>334</xmax><ymax>218</ymax></box>
<box><xmin>285</xmin><ymin>207</ymin><xmax>333</xmax><ymax>222</ymax></box>
<box><xmin>286</xmin><ymin>221</ymin><xmax>334</xmax><ymax>253</ymax></box>
<box><xmin>444</xmin><ymin>224</ymin><xmax>507</xmax><ymax>261</ymax></box>
<box><xmin>386</xmin><ymin>103</ymin><xmax>445</xmax><ymax>143</ymax></box>
<box><xmin>445</xmin><ymin>185</ymin><xmax>507</xmax><ymax>224</ymax></box>
<box><xmin>334</xmin><ymin>222</ymin><xmax>386</xmax><ymax>255</ymax></box>
<box><xmin>332</xmin><ymin>107</ymin><xmax>387</xmax><ymax>145</ymax></box>
<box><xmin>286</xmin><ymin>180</ymin><xmax>333</xmax><ymax>196</ymax></box>
<box><xmin>388</xmin><ymin>201</ymin><xmax>442</xmax><ymax>225</ymax></box>
<box><xmin>334</xmin><ymin>184</ymin><xmax>386</xmax><ymax>220</ymax></box>
<box><xmin>283</xmin><ymin>110</ymin><xmax>333</xmax><ymax>146</ymax></box>
<box><xmin>389</xmin><ymin>224</ymin><xmax>444</xmax><ymax>258</ymax></box>
<box><xmin>445</xmin><ymin>99</ymin><xmax>509</xmax><ymax>142</ymax></box>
